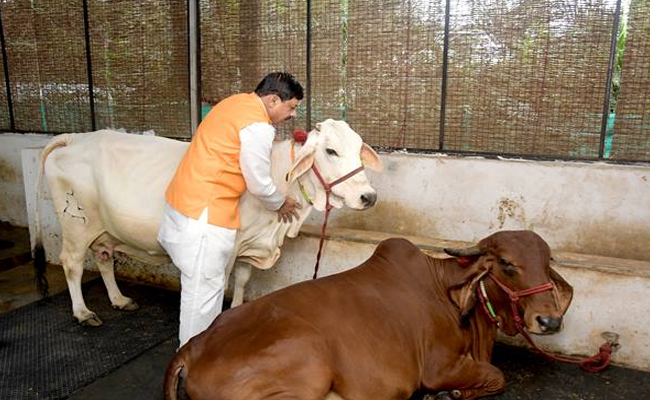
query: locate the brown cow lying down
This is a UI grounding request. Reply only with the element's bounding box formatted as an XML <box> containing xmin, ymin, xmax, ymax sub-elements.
<box><xmin>164</xmin><ymin>230</ymin><xmax>573</xmax><ymax>400</ymax></box>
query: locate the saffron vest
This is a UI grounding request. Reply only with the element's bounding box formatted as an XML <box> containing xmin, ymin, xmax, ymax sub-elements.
<box><xmin>165</xmin><ymin>93</ymin><xmax>271</xmax><ymax>228</ymax></box>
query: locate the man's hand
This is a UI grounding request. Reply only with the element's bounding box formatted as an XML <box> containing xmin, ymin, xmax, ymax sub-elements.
<box><xmin>277</xmin><ymin>196</ymin><xmax>302</xmax><ymax>223</ymax></box>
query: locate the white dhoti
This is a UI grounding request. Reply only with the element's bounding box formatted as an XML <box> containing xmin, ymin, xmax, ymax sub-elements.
<box><xmin>158</xmin><ymin>204</ymin><xmax>236</xmax><ymax>347</ymax></box>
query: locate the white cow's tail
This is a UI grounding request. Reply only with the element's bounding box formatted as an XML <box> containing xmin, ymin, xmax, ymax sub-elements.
<box><xmin>33</xmin><ymin>133</ymin><xmax>74</xmax><ymax>297</ymax></box>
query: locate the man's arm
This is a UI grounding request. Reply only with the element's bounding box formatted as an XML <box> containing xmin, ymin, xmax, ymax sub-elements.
<box><xmin>239</xmin><ymin>123</ymin><xmax>301</xmax><ymax>222</ymax></box>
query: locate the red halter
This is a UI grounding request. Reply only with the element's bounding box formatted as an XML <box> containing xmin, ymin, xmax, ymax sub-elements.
<box><xmin>476</xmin><ymin>272</ymin><xmax>615</xmax><ymax>372</ymax></box>
<box><xmin>487</xmin><ymin>274</ymin><xmax>553</xmax><ymax>328</ymax></box>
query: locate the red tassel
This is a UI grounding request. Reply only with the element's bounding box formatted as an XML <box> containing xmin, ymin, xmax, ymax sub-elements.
<box><xmin>456</xmin><ymin>256</ymin><xmax>474</xmax><ymax>267</ymax></box>
<box><xmin>293</xmin><ymin>129</ymin><xmax>308</xmax><ymax>143</ymax></box>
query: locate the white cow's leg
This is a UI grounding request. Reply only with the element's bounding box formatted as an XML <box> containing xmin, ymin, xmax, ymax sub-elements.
<box><xmin>60</xmin><ymin>246</ymin><xmax>102</xmax><ymax>326</ymax></box>
<box><xmin>96</xmin><ymin>257</ymin><xmax>139</xmax><ymax>311</ymax></box>
<box><xmin>231</xmin><ymin>263</ymin><xmax>252</xmax><ymax>308</ymax></box>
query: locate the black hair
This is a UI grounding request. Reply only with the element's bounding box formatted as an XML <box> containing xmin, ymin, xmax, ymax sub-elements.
<box><xmin>254</xmin><ymin>72</ymin><xmax>304</xmax><ymax>101</ymax></box>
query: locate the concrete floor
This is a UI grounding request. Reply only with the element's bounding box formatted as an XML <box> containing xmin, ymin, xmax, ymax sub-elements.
<box><xmin>2</xmin><ymin>225</ymin><xmax>650</xmax><ymax>400</ymax></box>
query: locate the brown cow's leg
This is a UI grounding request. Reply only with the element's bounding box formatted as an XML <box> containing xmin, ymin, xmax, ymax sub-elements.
<box><xmin>96</xmin><ymin>257</ymin><xmax>139</xmax><ymax>311</ymax></box>
<box><xmin>451</xmin><ymin>361</ymin><xmax>505</xmax><ymax>399</ymax></box>
<box><xmin>423</xmin><ymin>354</ymin><xmax>505</xmax><ymax>400</ymax></box>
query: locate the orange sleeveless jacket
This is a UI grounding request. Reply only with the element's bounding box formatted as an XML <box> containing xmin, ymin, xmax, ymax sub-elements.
<box><xmin>165</xmin><ymin>92</ymin><xmax>271</xmax><ymax>229</ymax></box>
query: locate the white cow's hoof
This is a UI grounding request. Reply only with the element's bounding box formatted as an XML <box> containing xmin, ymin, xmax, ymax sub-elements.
<box><xmin>78</xmin><ymin>313</ymin><xmax>103</xmax><ymax>327</ymax></box>
<box><xmin>113</xmin><ymin>299</ymin><xmax>139</xmax><ymax>311</ymax></box>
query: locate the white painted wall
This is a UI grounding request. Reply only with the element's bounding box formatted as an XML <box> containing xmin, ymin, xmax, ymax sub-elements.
<box><xmin>309</xmin><ymin>154</ymin><xmax>650</xmax><ymax>262</ymax></box>
<box><xmin>0</xmin><ymin>133</ymin><xmax>52</xmax><ymax>226</ymax></box>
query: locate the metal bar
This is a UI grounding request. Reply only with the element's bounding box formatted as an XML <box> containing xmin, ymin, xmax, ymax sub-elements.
<box><xmin>0</xmin><ymin>129</ymin><xmax>69</xmax><ymax>135</ymax></box>
<box><xmin>305</xmin><ymin>0</ymin><xmax>312</xmax><ymax>131</ymax></box>
<box><xmin>0</xmin><ymin>7</ymin><xmax>15</xmax><ymax>131</ymax></box>
<box><xmin>599</xmin><ymin>0</ymin><xmax>623</xmax><ymax>159</ymax></box>
<box><xmin>188</xmin><ymin>0</ymin><xmax>201</xmax><ymax>137</ymax></box>
<box><xmin>82</xmin><ymin>0</ymin><xmax>96</xmax><ymax>131</ymax></box>
<box><xmin>438</xmin><ymin>0</ymin><xmax>451</xmax><ymax>151</ymax></box>
<box><xmin>369</xmin><ymin>145</ymin><xmax>650</xmax><ymax>166</ymax></box>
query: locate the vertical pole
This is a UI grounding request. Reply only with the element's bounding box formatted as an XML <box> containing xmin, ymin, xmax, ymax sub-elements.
<box><xmin>599</xmin><ymin>0</ymin><xmax>622</xmax><ymax>159</ymax></box>
<box><xmin>82</xmin><ymin>0</ymin><xmax>96</xmax><ymax>131</ymax></box>
<box><xmin>0</xmin><ymin>7</ymin><xmax>16</xmax><ymax>131</ymax></box>
<box><xmin>438</xmin><ymin>0</ymin><xmax>451</xmax><ymax>151</ymax></box>
<box><xmin>188</xmin><ymin>0</ymin><xmax>201</xmax><ymax>137</ymax></box>
<box><xmin>306</xmin><ymin>0</ymin><xmax>312</xmax><ymax>131</ymax></box>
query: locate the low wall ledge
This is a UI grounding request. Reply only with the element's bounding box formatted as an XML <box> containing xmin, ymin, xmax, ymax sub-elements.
<box><xmin>299</xmin><ymin>225</ymin><xmax>650</xmax><ymax>279</ymax></box>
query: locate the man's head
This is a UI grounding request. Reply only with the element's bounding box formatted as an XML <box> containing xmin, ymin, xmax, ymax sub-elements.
<box><xmin>255</xmin><ymin>72</ymin><xmax>304</xmax><ymax>124</ymax></box>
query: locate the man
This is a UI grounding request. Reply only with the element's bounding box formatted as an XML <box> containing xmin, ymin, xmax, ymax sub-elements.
<box><xmin>158</xmin><ymin>72</ymin><xmax>304</xmax><ymax>346</ymax></box>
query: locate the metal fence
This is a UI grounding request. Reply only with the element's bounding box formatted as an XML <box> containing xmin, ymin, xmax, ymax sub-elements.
<box><xmin>0</xmin><ymin>0</ymin><xmax>648</xmax><ymax>163</ymax></box>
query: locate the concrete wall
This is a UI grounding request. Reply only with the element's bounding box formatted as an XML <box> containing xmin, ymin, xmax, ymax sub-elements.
<box><xmin>0</xmin><ymin>133</ymin><xmax>53</xmax><ymax>226</ymax></box>
<box><xmin>309</xmin><ymin>154</ymin><xmax>650</xmax><ymax>262</ymax></box>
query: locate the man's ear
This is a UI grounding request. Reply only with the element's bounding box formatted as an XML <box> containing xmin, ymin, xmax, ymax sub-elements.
<box><xmin>361</xmin><ymin>143</ymin><xmax>382</xmax><ymax>172</ymax></box>
<box><xmin>286</xmin><ymin>143</ymin><xmax>316</xmax><ymax>184</ymax></box>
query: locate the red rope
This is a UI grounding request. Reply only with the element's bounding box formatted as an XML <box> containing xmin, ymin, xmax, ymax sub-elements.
<box><xmin>475</xmin><ymin>272</ymin><xmax>614</xmax><ymax>372</ymax></box>
<box><xmin>310</xmin><ymin>164</ymin><xmax>364</xmax><ymax>279</ymax></box>
<box><xmin>518</xmin><ymin>328</ymin><xmax>613</xmax><ymax>372</ymax></box>
<box><xmin>313</xmin><ymin>195</ymin><xmax>332</xmax><ymax>280</ymax></box>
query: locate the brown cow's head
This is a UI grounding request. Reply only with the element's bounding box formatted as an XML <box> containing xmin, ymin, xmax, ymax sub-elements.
<box><xmin>444</xmin><ymin>230</ymin><xmax>573</xmax><ymax>336</ymax></box>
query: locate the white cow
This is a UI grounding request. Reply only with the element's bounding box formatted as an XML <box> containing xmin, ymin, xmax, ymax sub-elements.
<box><xmin>33</xmin><ymin>119</ymin><xmax>382</xmax><ymax>326</ymax></box>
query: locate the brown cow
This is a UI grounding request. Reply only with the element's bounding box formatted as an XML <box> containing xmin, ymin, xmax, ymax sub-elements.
<box><xmin>163</xmin><ymin>230</ymin><xmax>573</xmax><ymax>400</ymax></box>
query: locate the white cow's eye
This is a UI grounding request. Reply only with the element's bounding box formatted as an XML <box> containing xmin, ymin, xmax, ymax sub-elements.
<box><xmin>326</xmin><ymin>148</ymin><xmax>339</xmax><ymax>157</ymax></box>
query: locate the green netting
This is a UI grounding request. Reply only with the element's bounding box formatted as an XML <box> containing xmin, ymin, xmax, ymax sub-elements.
<box><xmin>0</xmin><ymin>43</ymin><xmax>10</xmax><ymax>130</ymax></box>
<box><xmin>443</xmin><ymin>0</ymin><xmax>616</xmax><ymax>158</ymax></box>
<box><xmin>1</xmin><ymin>0</ymin><xmax>91</xmax><ymax>132</ymax></box>
<box><xmin>610</xmin><ymin>0</ymin><xmax>650</xmax><ymax>161</ymax></box>
<box><xmin>200</xmin><ymin>0</ymin><xmax>307</xmax><ymax>139</ymax></box>
<box><xmin>88</xmin><ymin>0</ymin><xmax>190</xmax><ymax>138</ymax></box>
<box><xmin>0</xmin><ymin>0</ymin><xmax>647</xmax><ymax>162</ymax></box>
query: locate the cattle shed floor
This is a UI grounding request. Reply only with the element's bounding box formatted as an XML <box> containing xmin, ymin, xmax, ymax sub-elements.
<box><xmin>1</xmin><ymin>225</ymin><xmax>650</xmax><ymax>400</ymax></box>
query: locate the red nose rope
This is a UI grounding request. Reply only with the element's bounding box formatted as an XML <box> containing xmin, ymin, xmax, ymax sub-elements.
<box><xmin>476</xmin><ymin>272</ymin><xmax>615</xmax><ymax>372</ymax></box>
<box><xmin>292</xmin><ymin>129</ymin><xmax>365</xmax><ymax>279</ymax></box>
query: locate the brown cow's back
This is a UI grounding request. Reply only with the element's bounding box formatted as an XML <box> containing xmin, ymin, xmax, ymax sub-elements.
<box><xmin>173</xmin><ymin>238</ymin><xmax>466</xmax><ymax>400</ymax></box>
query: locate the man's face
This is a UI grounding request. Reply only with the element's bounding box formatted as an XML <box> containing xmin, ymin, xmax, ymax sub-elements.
<box><xmin>267</xmin><ymin>96</ymin><xmax>300</xmax><ymax>125</ymax></box>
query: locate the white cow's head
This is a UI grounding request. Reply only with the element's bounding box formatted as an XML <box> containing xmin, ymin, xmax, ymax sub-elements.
<box><xmin>286</xmin><ymin>119</ymin><xmax>382</xmax><ymax>211</ymax></box>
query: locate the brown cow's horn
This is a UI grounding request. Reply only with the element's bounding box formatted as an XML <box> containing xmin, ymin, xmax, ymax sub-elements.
<box><xmin>444</xmin><ymin>245</ymin><xmax>483</xmax><ymax>257</ymax></box>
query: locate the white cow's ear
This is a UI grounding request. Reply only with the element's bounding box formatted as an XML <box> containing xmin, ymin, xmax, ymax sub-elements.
<box><xmin>361</xmin><ymin>143</ymin><xmax>383</xmax><ymax>172</ymax></box>
<box><xmin>286</xmin><ymin>144</ymin><xmax>315</xmax><ymax>184</ymax></box>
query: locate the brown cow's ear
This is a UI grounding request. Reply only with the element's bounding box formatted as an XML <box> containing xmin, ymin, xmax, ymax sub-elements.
<box><xmin>361</xmin><ymin>143</ymin><xmax>382</xmax><ymax>172</ymax></box>
<box><xmin>549</xmin><ymin>261</ymin><xmax>573</xmax><ymax>315</ymax></box>
<box><xmin>449</xmin><ymin>267</ymin><xmax>490</xmax><ymax>325</ymax></box>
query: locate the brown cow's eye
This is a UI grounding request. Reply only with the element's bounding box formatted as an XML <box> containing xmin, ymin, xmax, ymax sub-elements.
<box><xmin>499</xmin><ymin>258</ymin><xmax>518</xmax><ymax>275</ymax></box>
<box><xmin>326</xmin><ymin>148</ymin><xmax>339</xmax><ymax>156</ymax></box>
